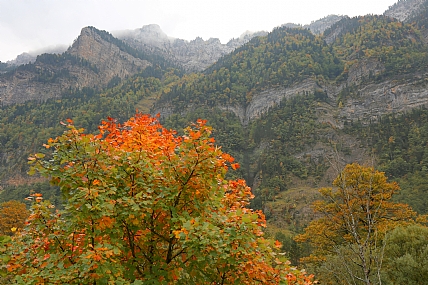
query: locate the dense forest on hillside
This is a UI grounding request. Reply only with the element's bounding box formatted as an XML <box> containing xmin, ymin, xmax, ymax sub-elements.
<box><xmin>0</xmin><ymin>75</ymin><xmax>165</xmax><ymax>199</ymax></box>
<box><xmin>3</xmin><ymin>14</ymin><xmax>428</xmax><ymax>214</ymax></box>
<box><xmin>2</xmin><ymin>3</ymin><xmax>428</xmax><ymax>283</ymax></box>
<box><xmin>156</xmin><ymin>27</ymin><xmax>343</xmax><ymax>109</ymax></box>
<box><xmin>346</xmin><ymin>107</ymin><xmax>428</xmax><ymax>213</ymax></box>
<box><xmin>325</xmin><ymin>15</ymin><xmax>428</xmax><ymax>80</ymax></box>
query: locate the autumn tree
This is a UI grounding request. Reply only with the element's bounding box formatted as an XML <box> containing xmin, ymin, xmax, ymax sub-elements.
<box><xmin>0</xmin><ymin>235</ymin><xmax>13</xmax><ymax>284</ymax></box>
<box><xmin>8</xmin><ymin>114</ymin><xmax>313</xmax><ymax>285</ymax></box>
<box><xmin>0</xmin><ymin>200</ymin><xmax>29</xmax><ymax>236</ymax></box>
<box><xmin>296</xmin><ymin>163</ymin><xmax>416</xmax><ymax>285</ymax></box>
<box><xmin>0</xmin><ymin>201</ymin><xmax>28</xmax><ymax>283</ymax></box>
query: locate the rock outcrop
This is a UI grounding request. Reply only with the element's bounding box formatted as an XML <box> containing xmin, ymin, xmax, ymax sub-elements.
<box><xmin>281</xmin><ymin>15</ymin><xmax>344</xmax><ymax>36</ymax></box>
<box><xmin>68</xmin><ymin>27</ymin><xmax>149</xmax><ymax>80</ymax></box>
<box><xmin>7</xmin><ymin>45</ymin><xmax>68</xmax><ymax>67</ymax></box>
<box><xmin>7</xmin><ymin>53</ymin><xmax>36</xmax><ymax>66</ymax></box>
<box><xmin>384</xmin><ymin>0</ymin><xmax>425</xmax><ymax>21</ymax></box>
<box><xmin>0</xmin><ymin>27</ymin><xmax>150</xmax><ymax>106</ymax></box>
<box><xmin>346</xmin><ymin>59</ymin><xmax>385</xmax><ymax>85</ymax></box>
<box><xmin>340</xmin><ymin>74</ymin><xmax>428</xmax><ymax>124</ymax></box>
<box><xmin>305</xmin><ymin>15</ymin><xmax>344</xmax><ymax>35</ymax></box>
<box><xmin>156</xmin><ymin>79</ymin><xmax>318</xmax><ymax>126</ymax></box>
<box><xmin>0</xmin><ymin>69</ymin><xmax>64</xmax><ymax>105</ymax></box>
<box><xmin>115</xmin><ymin>25</ymin><xmax>267</xmax><ymax>72</ymax></box>
<box><xmin>243</xmin><ymin>79</ymin><xmax>318</xmax><ymax>125</ymax></box>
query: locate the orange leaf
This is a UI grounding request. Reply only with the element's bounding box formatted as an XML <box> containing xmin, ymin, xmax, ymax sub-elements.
<box><xmin>231</xmin><ymin>163</ymin><xmax>240</xmax><ymax>170</ymax></box>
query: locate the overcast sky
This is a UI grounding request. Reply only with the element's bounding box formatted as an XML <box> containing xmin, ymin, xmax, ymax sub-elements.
<box><xmin>0</xmin><ymin>0</ymin><xmax>399</xmax><ymax>62</ymax></box>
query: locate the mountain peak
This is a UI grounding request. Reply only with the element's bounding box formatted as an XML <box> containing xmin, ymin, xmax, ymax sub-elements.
<box><xmin>384</xmin><ymin>0</ymin><xmax>425</xmax><ymax>21</ymax></box>
<box><xmin>112</xmin><ymin>24</ymin><xmax>173</xmax><ymax>51</ymax></box>
<box><xmin>138</xmin><ymin>24</ymin><xmax>170</xmax><ymax>40</ymax></box>
<box><xmin>80</xmin><ymin>26</ymin><xmax>103</xmax><ymax>37</ymax></box>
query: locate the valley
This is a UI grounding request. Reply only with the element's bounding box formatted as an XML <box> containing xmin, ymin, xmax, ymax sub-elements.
<box><xmin>1</xmin><ymin>0</ymin><xmax>428</xmax><ymax>283</ymax></box>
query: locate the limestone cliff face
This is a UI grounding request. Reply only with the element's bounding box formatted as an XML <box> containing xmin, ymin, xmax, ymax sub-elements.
<box><xmin>154</xmin><ymin>64</ymin><xmax>428</xmax><ymax>132</ymax></box>
<box><xmin>305</xmin><ymin>15</ymin><xmax>344</xmax><ymax>35</ymax></box>
<box><xmin>67</xmin><ymin>27</ymin><xmax>150</xmax><ymax>83</ymax></box>
<box><xmin>6</xmin><ymin>45</ymin><xmax>68</xmax><ymax>67</ymax></box>
<box><xmin>115</xmin><ymin>24</ymin><xmax>267</xmax><ymax>72</ymax></box>
<box><xmin>346</xmin><ymin>59</ymin><xmax>385</xmax><ymax>85</ymax></box>
<box><xmin>340</xmin><ymin>73</ymin><xmax>428</xmax><ymax>123</ymax></box>
<box><xmin>171</xmin><ymin>37</ymin><xmax>233</xmax><ymax>71</ymax></box>
<box><xmin>384</xmin><ymin>0</ymin><xmax>425</xmax><ymax>21</ymax></box>
<box><xmin>154</xmin><ymin>79</ymin><xmax>318</xmax><ymax>125</ymax></box>
<box><xmin>282</xmin><ymin>15</ymin><xmax>344</xmax><ymax>36</ymax></box>
<box><xmin>0</xmin><ymin>27</ymin><xmax>150</xmax><ymax>106</ymax></box>
<box><xmin>217</xmin><ymin>79</ymin><xmax>318</xmax><ymax>126</ymax></box>
<box><xmin>0</xmin><ymin>69</ymin><xmax>63</xmax><ymax>105</ymax></box>
<box><xmin>113</xmin><ymin>24</ymin><xmax>173</xmax><ymax>50</ymax></box>
<box><xmin>0</xmin><ymin>64</ymin><xmax>100</xmax><ymax>105</ymax></box>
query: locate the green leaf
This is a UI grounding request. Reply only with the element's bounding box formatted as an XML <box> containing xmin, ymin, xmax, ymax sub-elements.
<box><xmin>35</xmin><ymin>153</ymin><xmax>45</xmax><ymax>158</ymax></box>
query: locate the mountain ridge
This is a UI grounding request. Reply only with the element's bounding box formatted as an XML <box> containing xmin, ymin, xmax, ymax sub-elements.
<box><xmin>2</xmin><ymin>0</ymin><xmax>428</xmax><ymax>216</ymax></box>
<box><xmin>0</xmin><ymin>27</ymin><xmax>152</xmax><ymax>106</ymax></box>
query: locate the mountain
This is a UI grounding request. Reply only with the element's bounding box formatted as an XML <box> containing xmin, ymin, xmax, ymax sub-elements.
<box><xmin>384</xmin><ymin>0</ymin><xmax>426</xmax><ymax>21</ymax></box>
<box><xmin>305</xmin><ymin>15</ymin><xmax>344</xmax><ymax>34</ymax></box>
<box><xmin>0</xmin><ymin>25</ymin><xmax>266</xmax><ymax>106</ymax></box>
<box><xmin>6</xmin><ymin>53</ymin><xmax>36</xmax><ymax>66</ymax></box>
<box><xmin>114</xmin><ymin>24</ymin><xmax>267</xmax><ymax>72</ymax></box>
<box><xmin>6</xmin><ymin>45</ymin><xmax>68</xmax><ymax>67</ymax></box>
<box><xmin>282</xmin><ymin>15</ymin><xmax>345</xmax><ymax>35</ymax></box>
<box><xmin>0</xmin><ymin>26</ymin><xmax>160</xmax><ymax>106</ymax></box>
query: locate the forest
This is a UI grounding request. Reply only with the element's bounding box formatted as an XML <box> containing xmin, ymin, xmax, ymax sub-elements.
<box><xmin>1</xmin><ymin>7</ymin><xmax>428</xmax><ymax>284</ymax></box>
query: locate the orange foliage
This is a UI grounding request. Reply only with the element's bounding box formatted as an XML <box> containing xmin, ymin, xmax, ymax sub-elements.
<box><xmin>0</xmin><ymin>200</ymin><xmax>29</xmax><ymax>236</ymax></box>
<box><xmin>10</xmin><ymin>114</ymin><xmax>314</xmax><ymax>284</ymax></box>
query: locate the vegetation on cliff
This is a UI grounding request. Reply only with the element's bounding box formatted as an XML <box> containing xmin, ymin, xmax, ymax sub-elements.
<box><xmin>2</xmin><ymin>8</ymin><xmax>428</xmax><ymax>283</ymax></box>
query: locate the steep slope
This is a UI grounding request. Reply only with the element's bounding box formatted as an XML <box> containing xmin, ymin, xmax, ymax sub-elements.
<box><xmin>148</xmin><ymin>14</ymin><xmax>428</xmax><ymax>206</ymax></box>
<box><xmin>115</xmin><ymin>24</ymin><xmax>268</xmax><ymax>72</ymax></box>
<box><xmin>384</xmin><ymin>0</ymin><xmax>425</xmax><ymax>21</ymax></box>
<box><xmin>3</xmin><ymin>3</ymin><xmax>428</xmax><ymax>217</ymax></box>
<box><xmin>305</xmin><ymin>15</ymin><xmax>344</xmax><ymax>35</ymax></box>
<box><xmin>3</xmin><ymin>2</ymin><xmax>428</xmax><ymax>273</ymax></box>
<box><xmin>5</xmin><ymin>45</ymin><xmax>68</xmax><ymax>67</ymax></box>
<box><xmin>0</xmin><ymin>74</ymin><xmax>164</xmax><ymax>191</ymax></box>
<box><xmin>324</xmin><ymin>15</ymin><xmax>428</xmax><ymax>124</ymax></box>
<box><xmin>67</xmin><ymin>27</ymin><xmax>150</xmax><ymax>81</ymax></box>
<box><xmin>0</xmin><ymin>26</ymin><xmax>180</xmax><ymax>106</ymax></box>
<box><xmin>154</xmin><ymin>27</ymin><xmax>343</xmax><ymax>119</ymax></box>
<box><xmin>281</xmin><ymin>15</ymin><xmax>344</xmax><ymax>35</ymax></box>
<box><xmin>403</xmin><ymin>0</ymin><xmax>428</xmax><ymax>40</ymax></box>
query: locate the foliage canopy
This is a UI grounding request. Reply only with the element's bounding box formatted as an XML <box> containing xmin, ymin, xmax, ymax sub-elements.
<box><xmin>0</xmin><ymin>201</ymin><xmax>29</xmax><ymax>236</ymax></box>
<box><xmin>296</xmin><ymin>163</ymin><xmax>417</xmax><ymax>285</ymax></box>
<box><xmin>8</xmin><ymin>114</ymin><xmax>313</xmax><ymax>284</ymax></box>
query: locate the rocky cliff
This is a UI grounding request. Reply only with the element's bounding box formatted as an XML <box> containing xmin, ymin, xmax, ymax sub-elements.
<box><xmin>67</xmin><ymin>27</ymin><xmax>150</xmax><ymax>81</ymax></box>
<box><xmin>305</xmin><ymin>15</ymin><xmax>344</xmax><ymax>35</ymax></box>
<box><xmin>6</xmin><ymin>45</ymin><xmax>68</xmax><ymax>67</ymax></box>
<box><xmin>339</xmin><ymin>73</ymin><xmax>428</xmax><ymax>124</ymax></box>
<box><xmin>115</xmin><ymin>24</ymin><xmax>267</xmax><ymax>72</ymax></box>
<box><xmin>384</xmin><ymin>0</ymin><xmax>425</xmax><ymax>21</ymax></box>
<box><xmin>217</xmin><ymin>79</ymin><xmax>318</xmax><ymax>126</ymax></box>
<box><xmin>0</xmin><ymin>27</ymin><xmax>150</xmax><ymax>106</ymax></box>
<box><xmin>282</xmin><ymin>15</ymin><xmax>344</xmax><ymax>35</ymax></box>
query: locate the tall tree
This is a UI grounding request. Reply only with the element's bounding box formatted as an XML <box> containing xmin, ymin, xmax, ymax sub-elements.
<box><xmin>296</xmin><ymin>163</ymin><xmax>416</xmax><ymax>285</ymax></box>
<box><xmin>0</xmin><ymin>201</ymin><xmax>29</xmax><ymax>236</ymax></box>
<box><xmin>8</xmin><ymin>114</ymin><xmax>313</xmax><ymax>285</ymax></box>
